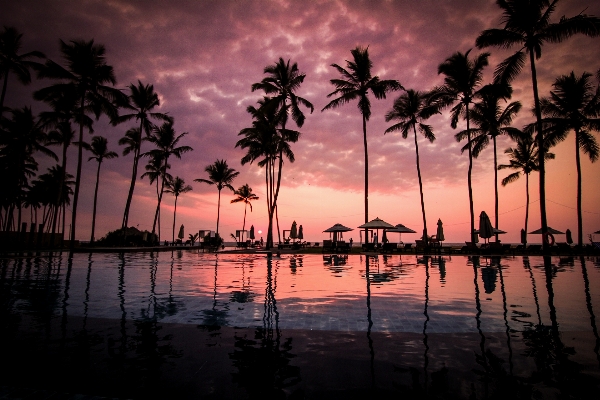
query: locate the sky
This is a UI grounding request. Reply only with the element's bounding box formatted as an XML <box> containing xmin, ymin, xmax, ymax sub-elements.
<box><xmin>2</xmin><ymin>0</ymin><xmax>600</xmax><ymax>244</ymax></box>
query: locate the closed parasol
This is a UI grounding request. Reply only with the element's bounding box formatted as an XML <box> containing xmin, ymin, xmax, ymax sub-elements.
<box><xmin>298</xmin><ymin>225</ymin><xmax>303</xmax><ymax>240</ymax></box>
<box><xmin>436</xmin><ymin>219</ymin><xmax>445</xmax><ymax>242</ymax></box>
<box><xmin>478</xmin><ymin>211</ymin><xmax>494</xmax><ymax>243</ymax></box>
<box><xmin>565</xmin><ymin>229</ymin><xmax>573</xmax><ymax>244</ymax></box>
<box><xmin>178</xmin><ymin>224</ymin><xmax>184</xmax><ymax>240</ymax></box>
<box><xmin>290</xmin><ymin>221</ymin><xmax>298</xmax><ymax>241</ymax></box>
<box><xmin>249</xmin><ymin>225</ymin><xmax>255</xmax><ymax>240</ymax></box>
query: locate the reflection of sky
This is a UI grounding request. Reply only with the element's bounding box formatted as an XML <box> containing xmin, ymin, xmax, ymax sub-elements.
<box><xmin>7</xmin><ymin>252</ymin><xmax>600</xmax><ymax>334</ymax></box>
<box><xmin>2</xmin><ymin>0</ymin><xmax>599</xmax><ymax>243</ymax></box>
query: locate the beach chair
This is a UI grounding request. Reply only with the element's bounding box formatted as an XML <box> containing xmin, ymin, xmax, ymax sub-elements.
<box><xmin>556</xmin><ymin>242</ymin><xmax>572</xmax><ymax>255</ymax></box>
<box><xmin>526</xmin><ymin>244</ymin><xmax>542</xmax><ymax>254</ymax></box>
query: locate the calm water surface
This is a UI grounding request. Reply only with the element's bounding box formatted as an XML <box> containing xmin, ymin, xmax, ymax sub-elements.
<box><xmin>1</xmin><ymin>252</ymin><xmax>600</xmax><ymax>399</ymax></box>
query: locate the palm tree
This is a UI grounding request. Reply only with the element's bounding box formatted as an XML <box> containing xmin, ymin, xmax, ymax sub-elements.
<box><xmin>116</xmin><ymin>81</ymin><xmax>171</xmax><ymax>229</ymax></box>
<box><xmin>498</xmin><ymin>133</ymin><xmax>554</xmax><ymax>244</ymax></box>
<box><xmin>141</xmin><ymin>154</ymin><xmax>172</xmax><ymax>242</ymax></box>
<box><xmin>384</xmin><ymin>89</ymin><xmax>439</xmax><ymax>245</ymax></box>
<box><xmin>538</xmin><ymin>71</ymin><xmax>600</xmax><ymax>246</ymax></box>
<box><xmin>143</xmin><ymin>121</ymin><xmax>192</xmax><ymax>239</ymax></box>
<box><xmin>231</xmin><ymin>184</ymin><xmax>259</xmax><ymax>243</ymax></box>
<box><xmin>458</xmin><ymin>84</ymin><xmax>522</xmax><ymax>240</ymax></box>
<box><xmin>476</xmin><ymin>0</ymin><xmax>600</xmax><ymax>250</ymax></box>
<box><xmin>35</xmin><ymin>39</ymin><xmax>127</xmax><ymax>247</ymax></box>
<box><xmin>164</xmin><ymin>176</ymin><xmax>192</xmax><ymax>243</ymax></box>
<box><xmin>83</xmin><ymin>136</ymin><xmax>118</xmax><ymax>243</ymax></box>
<box><xmin>195</xmin><ymin>159</ymin><xmax>239</xmax><ymax>234</ymax></box>
<box><xmin>322</xmin><ymin>46</ymin><xmax>402</xmax><ymax>242</ymax></box>
<box><xmin>433</xmin><ymin>50</ymin><xmax>489</xmax><ymax>243</ymax></box>
<box><xmin>251</xmin><ymin>58</ymin><xmax>313</xmax><ymax>243</ymax></box>
<box><xmin>0</xmin><ymin>26</ymin><xmax>45</xmax><ymax>114</ymax></box>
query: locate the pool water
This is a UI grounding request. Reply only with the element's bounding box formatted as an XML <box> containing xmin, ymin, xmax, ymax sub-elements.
<box><xmin>1</xmin><ymin>252</ymin><xmax>600</xmax><ymax>399</ymax></box>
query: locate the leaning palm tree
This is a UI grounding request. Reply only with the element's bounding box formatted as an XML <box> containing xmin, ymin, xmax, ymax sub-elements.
<box><xmin>35</xmin><ymin>39</ymin><xmax>127</xmax><ymax>247</ymax></box>
<box><xmin>251</xmin><ymin>58</ymin><xmax>313</xmax><ymax>243</ymax></box>
<box><xmin>230</xmin><ymin>184</ymin><xmax>259</xmax><ymax>243</ymax></box>
<box><xmin>498</xmin><ymin>133</ymin><xmax>554</xmax><ymax>245</ymax></box>
<box><xmin>164</xmin><ymin>176</ymin><xmax>192</xmax><ymax>243</ymax></box>
<box><xmin>433</xmin><ymin>50</ymin><xmax>489</xmax><ymax>243</ymax></box>
<box><xmin>195</xmin><ymin>159</ymin><xmax>239</xmax><ymax>235</ymax></box>
<box><xmin>83</xmin><ymin>136</ymin><xmax>118</xmax><ymax>243</ymax></box>
<box><xmin>0</xmin><ymin>26</ymin><xmax>45</xmax><ymax>114</ymax></box>
<box><xmin>384</xmin><ymin>89</ymin><xmax>439</xmax><ymax>245</ymax></box>
<box><xmin>115</xmin><ymin>81</ymin><xmax>171</xmax><ymax>229</ymax></box>
<box><xmin>143</xmin><ymin>121</ymin><xmax>192</xmax><ymax>238</ymax></box>
<box><xmin>322</xmin><ymin>46</ymin><xmax>402</xmax><ymax>241</ymax></box>
<box><xmin>141</xmin><ymin>155</ymin><xmax>172</xmax><ymax>240</ymax></box>
<box><xmin>538</xmin><ymin>71</ymin><xmax>600</xmax><ymax>246</ymax></box>
<box><xmin>458</xmin><ymin>84</ymin><xmax>522</xmax><ymax>240</ymax></box>
<box><xmin>476</xmin><ymin>0</ymin><xmax>600</xmax><ymax>250</ymax></box>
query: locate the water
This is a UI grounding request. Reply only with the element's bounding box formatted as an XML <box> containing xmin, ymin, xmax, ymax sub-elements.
<box><xmin>1</xmin><ymin>252</ymin><xmax>600</xmax><ymax>399</ymax></box>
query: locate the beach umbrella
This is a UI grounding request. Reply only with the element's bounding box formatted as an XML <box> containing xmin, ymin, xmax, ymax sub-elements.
<box><xmin>382</xmin><ymin>229</ymin><xmax>388</xmax><ymax>243</ymax></box>
<box><xmin>478</xmin><ymin>211</ymin><xmax>494</xmax><ymax>243</ymax></box>
<box><xmin>249</xmin><ymin>225</ymin><xmax>255</xmax><ymax>240</ymax></box>
<box><xmin>290</xmin><ymin>221</ymin><xmax>298</xmax><ymax>241</ymax></box>
<box><xmin>528</xmin><ymin>227</ymin><xmax>564</xmax><ymax>235</ymax></box>
<box><xmin>436</xmin><ymin>219</ymin><xmax>445</xmax><ymax>242</ymax></box>
<box><xmin>178</xmin><ymin>224</ymin><xmax>184</xmax><ymax>240</ymax></box>
<box><xmin>358</xmin><ymin>217</ymin><xmax>394</xmax><ymax>245</ymax></box>
<box><xmin>566</xmin><ymin>229</ymin><xmax>573</xmax><ymax>244</ymax></box>
<box><xmin>298</xmin><ymin>225</ymin><xmax>304</xmax><ymax>240</ymax></box>
<box><xmin>323</xmin><ymin>223</ymin><xmax>353</xmax><ymax>242</ymax></box>
<box><xmin>521</xmin><ymin>229</ymin><xmax>527</xmax><ymax>245</ymax></box>
<box><xmin>386</xmin><ymin>223</ymin><xmax>416</xmax><ymax>242</ymax></box>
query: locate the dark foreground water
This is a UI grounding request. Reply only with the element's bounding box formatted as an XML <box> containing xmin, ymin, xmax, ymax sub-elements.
<box><xmin>1</xmin><ymin>252</ymin><xmax>599</xmax><ymax>399</ymax></box>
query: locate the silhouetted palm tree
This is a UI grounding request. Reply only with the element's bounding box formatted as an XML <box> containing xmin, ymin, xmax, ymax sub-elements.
<box><xmin>434</xmin><ymin>50</ymin><xmax>489</xmax><ymax>243</ymax></box>
<box><xmin>251</xmin><ymin>58</ymin><xmax>312</xmax><ymax>244</ymax></box>
<box><xmin>164</xmin><ymin>176</ymin><xmax>192</xmax><ymax>243</ymax></box>
<box><xmin>458</xmin><ymin>84</ymin><xmax>522</xmax><ymax>240</ymax></box>
<box><xmin>141</xmin><ymin>154</ymin><xmax>172</xmax><ymax>241</ymax></box>
<box><xmin>476</xmin><ymin>0</ymin><xmax>600</xmax><ymax>250</ymax></box>
<box><xmin>0</xmin><ymin>26</ymin><xmax>45</xmax><ymax>114</ymax></box>
<box><xmin>538</xmin><ymin>71</ymin><xmax>600</xmax><ymax>246</ymax></box>
<box><xmin>384</xmin><ymin>89</ymin><xmax>439</xmax><ymax>245</ymax></box>
<box><xmin>35</xmin><ymin>39</ymin><xmax>127</xmax><ymax>246</ymax></box>
<box><xmin>143</xmin><ymin>121</ymin><xmax>192</xmax><ymax>238</ymax></box>
<box><xmin>195</xmin><ymin>159</ymin><xmax>239</xmax><ymax>234</ymax></box>
<box><xmin>322</xmin><ymin>46</ymin><xmax>402</xmax><ymax>242</ymax></box>
<box><xmin>116</xmin><ymin>81</ymin><xmax>171</xmax><ymax>229</ymax></box>
<box><xmin>498</xmin><ymin>133</ymin><xmax>554</xmax><ymax>244</ymax></box>
<box><xmin>231</xmin><ymin>184</ymin><xmax>259</xmax><ymax>243</ymax></box>
<box><xmin>83</xmin><ymin>136</ymin><xmax>118</xmax><ymax>243</ymax></box>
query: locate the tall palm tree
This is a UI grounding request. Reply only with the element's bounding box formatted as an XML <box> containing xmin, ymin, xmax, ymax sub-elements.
<box><xmin>538</xmin><ymin>71</ymin><xmax>600</xmax><ymax>246</ymax></box>
<box><xmin>322</xmin><ymin>46</ymin><xmax>402</xmax><ymax>242</ymax></box>
<box><xmin>457</xmin><ymin>84</ymin><xmax>522</xmax><ymax>240</ymax></box>
<box><xmin>476</xmin><ymin>0</ymin><xmax>600</xmax><ymax>250</ymax></box>
<box><xmin>84</xmin><ymin>136</ymin><xmax>118</xmax><ymax>243</ymax></box>
<box><xmin>251</xmin><ymin>58</ymin><xmax>313</xmax><ymax>243</ymax></box>
<box><xmin>0</xmin><ymin>26</ymin><xmax>45</xmax><ymax>114</ymax></box>
<box><xmin>498</xmin><ymin>133</ymin><xmax>554</xmax><ymax>244</ymax></box>
<box><xmin>164</xmin><ymin>176</ymin><xmax>192</xmax><ymax>243</ymax></box>
<box><xmin>231</xmin><ymin>184</ymin><xmax>259</xmax><ymax>243</ymax></box>
<box><xmin>384</xmin><ymin>89</ymin><xmax>439</xmax><ymax>245</ymax></box>
<box><xmin>116</xmin><ymin>81</ymin><xmax>171</xmax><ymax>229</ymax></box>
<box><xmin>35</xmin><ymin>39</ymin><xmax>127</xmax><ymax>247</ymax></box>
<box><xmin>195</xmin><ymin>159</ymin><xmax>239</xmax><ymax>235</ymax></box>
<box><xmin>143</xmin><ymin>121</ymin><xmax>192</xmax><ymax>238</ymax></box>
<box><xmin>433</xmin><ymin>50</ymin><xmax>489</xmax><ymax>243</ymax></box>
<box><xmin>141</xmin><ymin>154</ymin><xmax>172</xmax><ymax>239</ymax></box>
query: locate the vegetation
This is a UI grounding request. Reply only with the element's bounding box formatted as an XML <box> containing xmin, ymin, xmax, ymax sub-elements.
<box><xmin>231</xmin><ymin>184</ymin><xmax>259</xmax><ymax>243</ymax></box>
<box><xmin>165</xmin><ymin>176</ymin><xmax>193</xmax><ymax>243</ymax></box>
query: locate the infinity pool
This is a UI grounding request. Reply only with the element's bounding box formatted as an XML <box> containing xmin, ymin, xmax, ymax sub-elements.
<box><xmin>1</xmin><ymin>252</ymin><xmax>599</xmax><ymax>399</ymax></box>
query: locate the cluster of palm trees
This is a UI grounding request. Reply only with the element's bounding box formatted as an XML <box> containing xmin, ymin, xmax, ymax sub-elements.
<box><xmin>0</xmin><ymin>29</ymin><xmax>197</xmax><ymax>246</ymax></box>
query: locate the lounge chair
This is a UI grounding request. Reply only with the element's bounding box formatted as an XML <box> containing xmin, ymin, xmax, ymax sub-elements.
<box><xmin>556</xmin><ymin>242</ymin><xmax>572</xmax><ymax>255</ymax></box>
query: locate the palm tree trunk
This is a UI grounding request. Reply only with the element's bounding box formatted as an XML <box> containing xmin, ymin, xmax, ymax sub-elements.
<box><xmin>363</xmin><ymin>114</ymin><xmax>369</xmax><ymax>244</ymax></box>
<box><xmin>575</xmin><ymin>130</ymin><xmax>583</xmax><ymax>246</ymax></box>
<box><xmin>242</xmin><ymin>202</ymin><xmax>247</xmax><ymax>243</ymax></box>
<box><xmin>151</xmin><ymin>157</ymin><xmax>168</xmax><ymax>238</ymax></box>
<box><xmin>413</xmin><ymin>126</ymin><xmax>428</xmax><ymax>245</ymax></box>
<box><xmin>70</xmin><ymin>94</ymin><xmax>86</xmax><ymax>249</ymax></box>
<box><xmin>122</xmin><ymin>122</ymin><xmax>143</xmax><ymax>229</ymax></box>
<box><xmin>529</xmin><ymin>50</ymin><xmax>548</xmax><ymax>251</ymax></box>
<box><xmin>0</xmin><ymin>73</ymin><xmax>8</xmax><ymax>116</ymax></box>
<box><xmin>273</xmin><ymin>152</ymin><xmax>284</xmax><ymax>244</ymax></box>
<box><xmin>172</xmin><ymin>195</ymin><xmax>178</xmax><ymax>243</ymax></box>
<box><xmin>525</xmin><ymin>173</ymin><xmax>530</xmax><ymax>246</ymax></box>
<box><xmin>493</xmin><ymin>136</ymin><xmax>499</xmax><ymax>242</ymax></box>
<box><xmin>466</xmin><ymin>105</ymin><xmax>475</xmax><ymax>244</ymax></box>
<box><xmin>90</xmin><ymin>160</ymin><xmax>101</xmax><ymax>243</ymax></box>
<box><xmin>276</xmin><ymin>204</ymin><xmax>280</xmax><ymax>244</ymax></box>
<box><xmin>216</xmin><ymin>188</ymin><xmax>221</xmax><ymax>234</ymax></box>
<box><xmin>51</xmin><ymin>142</ymin><xmax>68</xmax><ymax>244</ymax></box>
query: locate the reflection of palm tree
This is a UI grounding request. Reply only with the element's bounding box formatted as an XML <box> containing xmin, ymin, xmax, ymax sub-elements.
<box><xmin>471</xmin><ymin>258</ymin><xmax>489</xmax><ymax>396</ymax></box>
<box><xmin>498</xmin><ymin>134</ymin><xmax>554</xmax><ymax>245</ymax></box>
<box><xmin>434</xmin><ymin>50</ymin><xmax>489</xmax><ymax>243</ymax></box>
<box><xmin>580</xmin><ymin>257</ymin><xmax>600</xmax><ymax>367</ymax></box>
<box><xmin>539</xmin><ymin>72</ymin><xmax>599</xmax><ymax>246</ymax></box>
<box><xmin>476</xmin><ymin>0</ymin><xmax>600</xmax><ymax>251</ymax></box>
<box><xmin>164</xmin><ymin>176</ymin><xmax>192</xmax><ymax>243</ymax></box>
<box><xmin>84</xmin><ymin>136</ymin><xmax>118</xmax><ymax>243</ymax></box>
<box><xmin>230</xmin><ymin>184</ymin><xmax>259</xmax><ymax>243</ymax></box>
<box><xmin>195</xmin><ymin>159</ymin><xmax>239</xmax><ymax>235</ymax></box>
<box><xmin>385</xmin><ymin>90</ymin><xmax>439</xmax><ymax>245</ymax></box>
<box><xmin>422</xmin><ymin>256</ymin><xmax>430</xmax><ymax>395</ymax></box>
<box><xmin>322</xmin><ymin>47</ymin><xmax>402</xmax><ymax>242</ymax></box>
<box><xmin>497</xmin><ymin>263</ymin><xmax>514</xmax><ymax>375</ymax></box>
<box><xmin>363</xmin><ymin>255</ymin><xmax>375</xmax><ymax>388</ymax></box>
